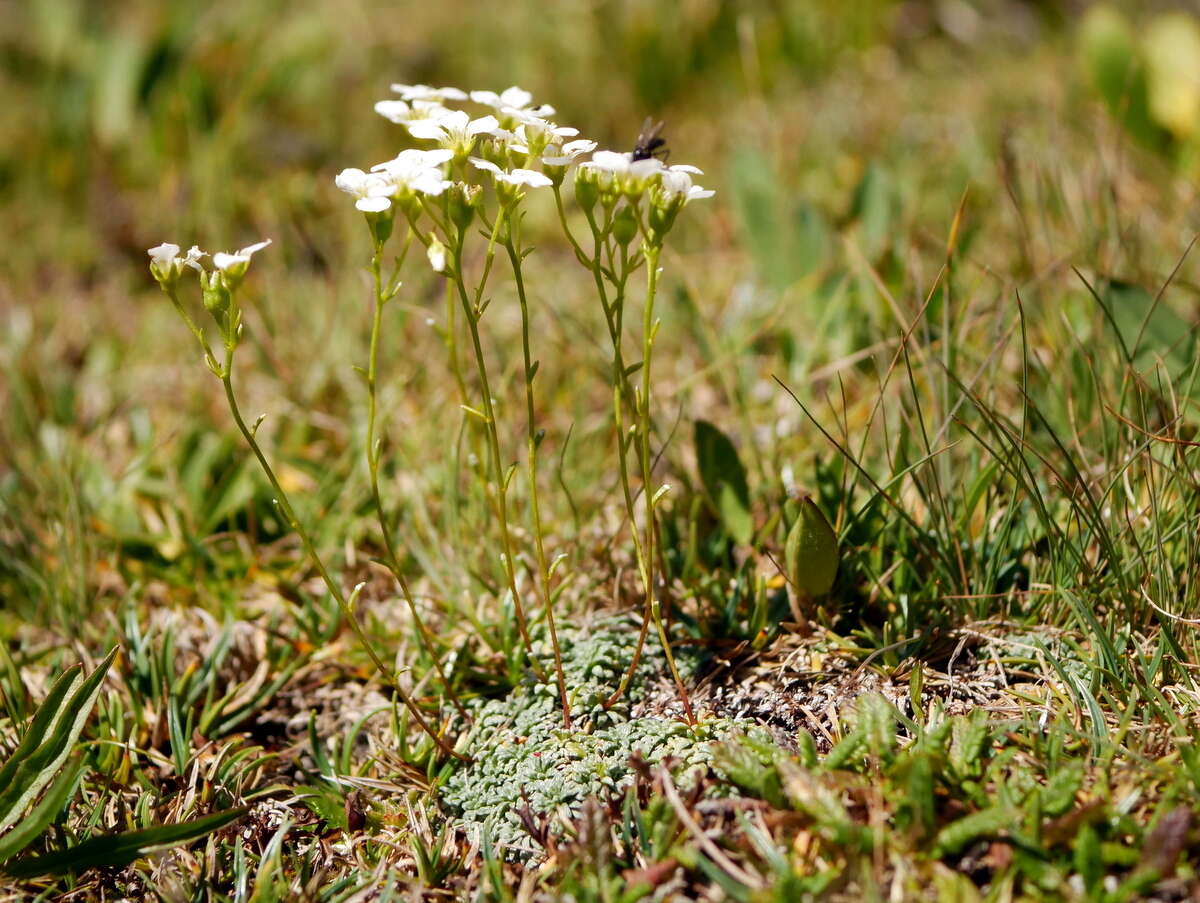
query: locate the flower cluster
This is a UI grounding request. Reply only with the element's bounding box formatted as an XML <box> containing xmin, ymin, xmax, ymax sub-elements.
<box><xmin>148</xmin><ymin>240</ymin><xmax>271</xmax><ymax>291</ymax></box>
<box><xmin>333</xmin><ymin>82</ymin><xmax>712</xmax><ymax>260</ymax></box>
<box><xmin>149</xmin><ymin>81</ymin><xmax>717</xmax><ymax>743</ymax></box>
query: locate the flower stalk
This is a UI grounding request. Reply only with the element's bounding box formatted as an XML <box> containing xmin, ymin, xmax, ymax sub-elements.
<box><xmin>154</xmin><ymin>258</ymin><xmax>467</xmax><ymax>763</ymax></box>
<box><xmin>364</xmin><ymin>231</ymin><xmax>471</xmax><ymax>722</ymax></box>
<box><xmin>501</xmin><ymin>211</ymin><xmax>571</xmax><ymax>727</ymax></box>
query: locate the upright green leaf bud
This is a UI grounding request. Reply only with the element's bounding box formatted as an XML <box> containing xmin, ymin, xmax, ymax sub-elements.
<box><xmin>785</xmin><ymin>495</ymin><xmax>839</xmax><ymax>602</ymax></box>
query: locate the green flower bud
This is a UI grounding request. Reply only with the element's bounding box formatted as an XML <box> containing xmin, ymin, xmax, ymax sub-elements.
<box><xmin>448</xmin><ymin>183</ymin><xmax>480</xmax><ymax>231</ymax></box>
<box><xmin>367</xmin><ymin>209</ymin><xmax>394</xmax><ymax>247</ymax></box>
<box><xmin>202</xmin><ymin>272</ymin><xmax>231</xmax><ymax>315</ymax></box>
<box><xmin>648</xmin><ymin>196</ymin><xmax>682</xmax><ymax>244</ymax></box>
<box><xmin>574</xmin><ymin>166</ymin><xmax>600</xmax><ymax>212</ymax></box>
<box><xmin>612</xmin><ymin>204</ymin><xmax>639</xmax><ymax>246</ymax></box>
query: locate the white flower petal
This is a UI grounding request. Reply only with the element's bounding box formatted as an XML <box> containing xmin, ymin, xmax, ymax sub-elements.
<box><xmin>148</xmin><ymin>242</ymin><xmax>180</xmax><ymax>265</ymax></box>
<box><xmin>467</xmin><ymin>114</ymin><xmax>500</xmax><ymax>136</ymax></box>
<box><xmin>183</xmin><ymin>245</ymin><xmax>207</xmax><ymax>269</ymax></box>
<box><xmin>406</xmin><ymin>120</ymin><xmax>447</xmax><ymax>141</ymax></box>
<box><xmin>469</xmin><ymin>157</ymin><xmax>502</xmax><ymax>175</ymax></box>
<box><xmin>588</xmin><ymin>150</ymin><xmax>632</xmax><ymax>172</ymax></box>
<box><xmin>391</xmin><ymin>83</ymin><xmax>467</xmax><ymax>102</ymax></box>
<box><xmin>629</xmin><ymin>158</ymin><xmax>664</xmax><ymax>179</ymax></box>
<box><xmin>374</xmin><ymin>100</ymin><xmax>412</xmax><ymax>123</ymax></box>
<box><xmin>356</xmin><ymin>196</ymin><xmax>392</xmax><ymax>212</ymax></box>
<box><xmin>499</xmin><ymin>86</ymin><xmax>533</xmax><ymax>108</ymax></box>
<box><xmin>238</xmin><ymin>239</ymin><xmax>272</xmax><ymax>257</ymax></box>
<box><xmin>508</xmin><ymin>168</ymin><xmax>552</xmax><ymax>187</ymax></box>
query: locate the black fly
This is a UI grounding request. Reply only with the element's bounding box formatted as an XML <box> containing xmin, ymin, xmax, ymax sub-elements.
<box><xmin>631</xmin><ymin>117</ymin><xmax>667</xmax><ymax>162</ymax></box>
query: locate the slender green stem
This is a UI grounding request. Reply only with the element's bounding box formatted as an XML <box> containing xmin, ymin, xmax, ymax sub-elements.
<box><xmin>214</xmin><ymin>329</ymin><xmax>466</xmax><ymax>761</ymax></box>
<box><xmin>502</xmin><ymin>220</ymin><xmax>571</xmax><ymax>727</ymax></box>
<box><xmin>164</xmin><ymin>285</ymin><xmax>219</xmax><ymax>373</ymax></box>
<box><xmin>365</xmin><ymin>237</ymin><xmax>470</xmax><ymax>722</ymax></box>
<box><xmin>579</xmin><ymin>217</ymin><xmax>654</xmax><ymax>711</ymax></box>
<box><xmin>448</xmin><ymin>212</ymin><xmax>543</xmax><ymax>676</ymax></box>
<box><xmin>634</xmin><ymin>244</ymin><xmax>694</xmax><ymax>721</ymax></box>
<box><xmin>552</xmin><ymin>185</ymin><xmax>592</xmax><ymax>269</ymax></box>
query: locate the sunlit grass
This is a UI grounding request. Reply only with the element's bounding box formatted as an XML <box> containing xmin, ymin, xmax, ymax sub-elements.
<box><xmin>2</xmin><ymin>1</ymin><xmax>1200</xmax><ymax>899</ymax></box>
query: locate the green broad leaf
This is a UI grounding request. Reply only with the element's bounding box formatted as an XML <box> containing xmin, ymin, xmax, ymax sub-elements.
<box><xmin>0</xmin><ymin>647</ymin><xmax>117</xmax><ymax>835</ymax></box>
<box><xmin>0</xmin><ymin>757</ymin><xmax>85</xmax><ymax>865</ymax></box>
<box><xmin>3</xmin><ymin>807</ymin><xmax>249</xmax><ymax>878</ymax></box>
<box><xmin>693</xmin><ymin>420</ymin><xmax>754</xmax><ymax>545</ymax></box>
<box><xmin>785</xmin><ymin>496</ymin><xmax>839</xmax><ymax>599</ymax></box>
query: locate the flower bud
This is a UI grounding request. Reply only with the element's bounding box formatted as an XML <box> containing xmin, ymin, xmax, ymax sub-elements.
<box><xmin>447</xmin><ymin>183</ymin><xmax>480</xmax><ymax>231</ymax></box>
<box><xmin>785</xmin><ymin>495</ymin><xmax>839</xmax><ymax>600</ymax></box>
<box><xmin>611</xmin><ymin>204</ymin><xmax>639</xmax><ymax>246</ymax></box>
<box><xmin>367</xmin><ymin>209</ymin><xmax>394</xmax><ymax>247</ymax></box>
<box><xmin>202</xmin><ymin>272</ymin><xmax>231</xmax><ymax>315</ymax></box>
<box><xmin>648</xmin><ymin>198</ymin><xmax>682</xmax><ymax>245</ymax></box>
<box><xmin>427</xmin><ymin>237</ymin><xmax>448</xmax><ymax>274</ymax></box>
<box><xmin>574</xmin><ymin>167</ymin><xmax>600</xmax><ymax>213</ymax></box>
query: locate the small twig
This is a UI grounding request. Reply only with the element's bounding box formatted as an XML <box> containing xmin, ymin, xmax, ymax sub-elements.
<box><xmin>659</xmin><ymin>767</ymin><xmax>764</xmax><ymax>891</ymax></box>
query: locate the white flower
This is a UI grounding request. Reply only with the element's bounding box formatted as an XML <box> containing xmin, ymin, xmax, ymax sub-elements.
<box><xmin>374</xmin><ymin>98</ymin><xmax>449</xmax><ymax>125</ymax></box>
<box><xmin>335</xmin><ymin>167</ymin><xmax>395</xmax><ymax>212</ymax></box>
<box><xmin>427</xmin><ymin>237</ymin><xmax>448</xmax><ymax>273</ymax></box>
<box><xmin>407</xmin><ymin>109</ymin><xmax>502</xmax><ymax>155</ymax></box>
<box><xmin>507</xmin><ymin>115</ymin><xmax>581</xmax><ymax>158</ymax></box>
<box><xmin>659</xmin><ymin>165</ymin><xmax>715</xmax><ymax>202</ymax></box>
<box><xmin>469</xmin><ymin>157</ymin><xmax>553</xmax><ymax>188</ymax></box>
<box><xmin>213</xmin><ymin>240</ymin><xmax>271</xmax><ymax>273</ymax></box>
<box><xmin>390</xmin><ymin>83</ymin><xmax>468</xmax><ymax>103</ymax></box>
<box><xmin>148</xmin><ymin>243</ymin><xmax>206</xmax><ymax>283</ymax></box>
<box><xmin>148</xmin><ymin>242</ymin><xmax>182</xmax><ymax>266</ymax></box>
<box><xmin>580</xmin><ymin>150</ymin><xmax>665</xmax><ymax>198</ymax></box>
<box><xmin>370</xmin><ymin>148</ymin><xmax>455</xmax><ymax>197</ymax></box>
<box><xmin>470</xmin><ymin>86</ymin><xmax>553</xmax><ymax>116</ymax></box>
<box><xmin>541</xmin><ymin>138</ymin><xmax>597</xmax><ymax>167</ymax></box>
<box><xmin>585</xmin><ymin>150</ymin><xmax>664</xmax><ymax>179</ymax></box>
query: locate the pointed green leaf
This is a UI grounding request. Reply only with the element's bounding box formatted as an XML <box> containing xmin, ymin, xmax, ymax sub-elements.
<box><xmin>694</xmin><ymin>420</ymin><xmax>754</xmax><ymax>545</ymax></box>
<box><xmin>3</xmin><ymin>807</ymin><xmax>249</xmax><ymax>878</ymax></box>
<box><xmin>0</xmin><ymin>757</ymin><xmax>85</xmax><ymax>865</ymax></box>
<box><xmin>0</xmin><ymin>648</ymin><xmax>117</xmax><ymax>835</ymax></box>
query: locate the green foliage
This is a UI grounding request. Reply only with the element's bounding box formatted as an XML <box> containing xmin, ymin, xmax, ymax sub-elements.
<box><xmin>784</xmin><ymin>496</ymin><xmax>839</xmax><ymax>601</ymax></box>
<box><xmin>4</xmin><ymin>0</ymin><xmax>1200</xmax><ymax>898</ymax></box>
<box><xmin>694</xmin><ymin>419</ymin><xmax>754</xmax><ymax>546</ymax></box>
<box><xmin>1079</xmin><ymin>5</ymin><xmax>1200</xmax><ymax>170</ymax></box>
<box><xmin>0</xmin><ymin>649</ymin><xmax>245</xmax><ymax>879</ymax></box>
<box><xmin>0</xmin><ymin>649</ymin><xmax>116</xmax><ymax>847</ymax></box>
